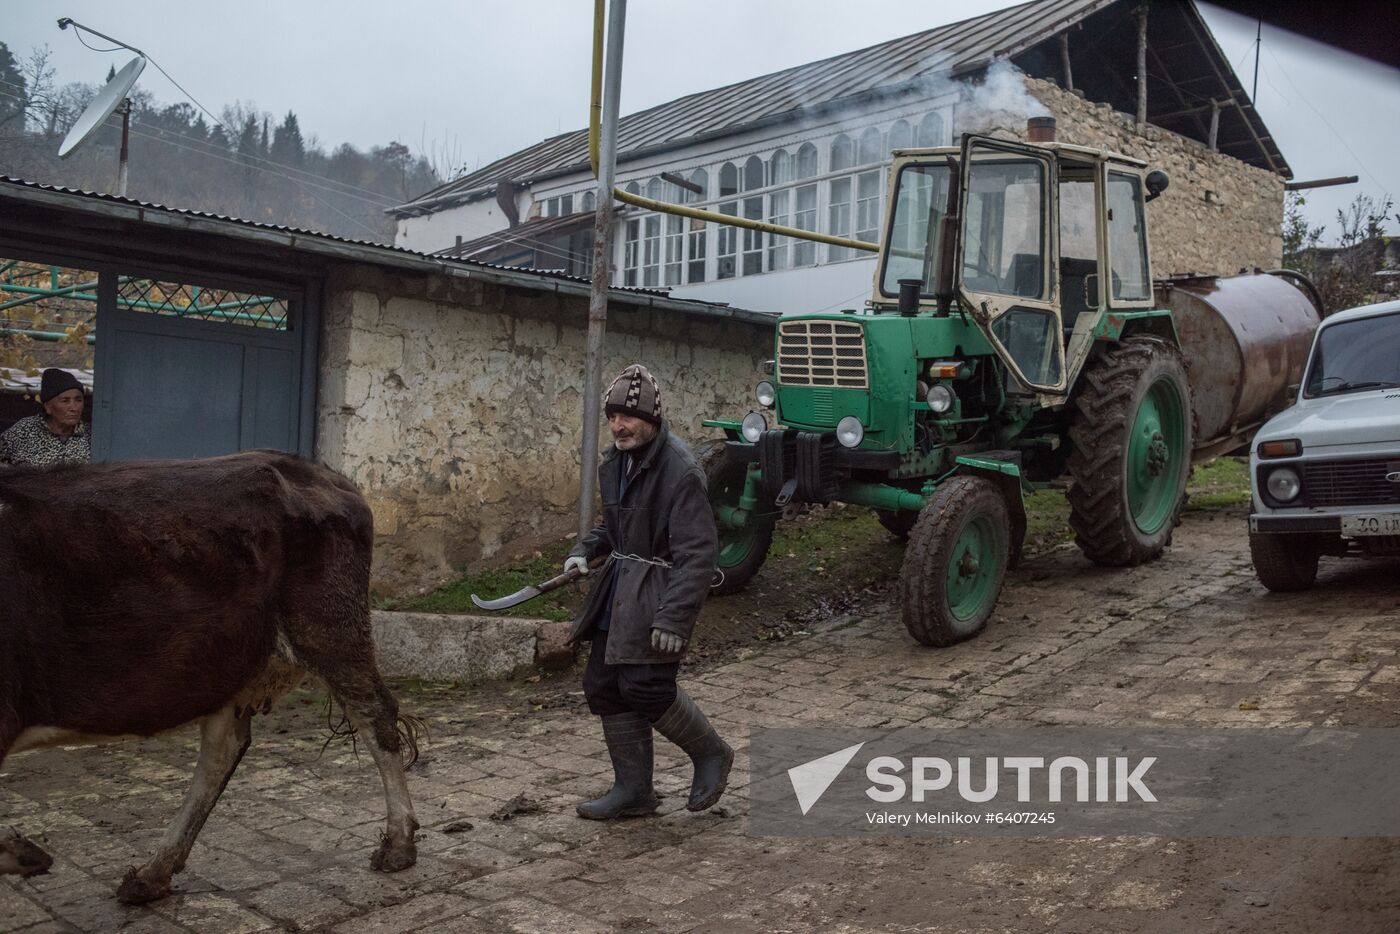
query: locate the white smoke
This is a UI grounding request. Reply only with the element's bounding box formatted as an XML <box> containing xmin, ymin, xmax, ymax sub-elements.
<box><xmin>953</xmin><ymin>59</ymin><xmax>1051</xmax><ymax>140</ymax></box>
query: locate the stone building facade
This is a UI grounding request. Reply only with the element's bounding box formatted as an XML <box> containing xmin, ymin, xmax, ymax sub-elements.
<box><xmin>316</xmin><ymin>266</ymin><xmax>772</xmax><ymax>595</ymax></box>
<box><xmin>1025</xmin><ymin>77</ymin><xmax>1284</xmax><ymax>276</ymax></box>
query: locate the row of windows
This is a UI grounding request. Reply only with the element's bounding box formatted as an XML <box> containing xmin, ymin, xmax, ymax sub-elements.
<box><xmin>611</xmin><ymin>112</ymin><xmax>946</xmax><ymax>288</ymax></box>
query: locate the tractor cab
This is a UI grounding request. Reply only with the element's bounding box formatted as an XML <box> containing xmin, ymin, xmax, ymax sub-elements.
<box><xmin>874</xmin><ymin>129</ymin><xmax>1168</xmax><ymax>399</ymax></box>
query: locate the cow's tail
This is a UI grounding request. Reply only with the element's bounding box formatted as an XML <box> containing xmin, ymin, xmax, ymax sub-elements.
<box><xmin>395</xmin><ymin>713</ymin><xmax>427</xmax><ymax>768</ymax></box>
<box><xmin>318</xmin><ymin>696</ymin><xmax>427</xmax><ymax>770</ymax></box>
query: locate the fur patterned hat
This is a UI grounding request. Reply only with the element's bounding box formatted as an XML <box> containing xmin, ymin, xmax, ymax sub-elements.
<box><xmin>603</xmin><ymin>364</ymin><xmax>663</xmax><ymax>425</ymax></box>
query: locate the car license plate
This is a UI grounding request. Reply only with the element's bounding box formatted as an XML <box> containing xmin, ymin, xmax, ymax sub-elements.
<box><xmin>1342</xmin><ymin>514</ymin><xmax>1400</xmax><ymax>536</ymax></box>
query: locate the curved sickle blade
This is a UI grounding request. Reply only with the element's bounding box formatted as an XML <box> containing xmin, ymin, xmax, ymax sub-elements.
<box><xmin>470</xmin><ymin>562</ymin><xmax>594</xmax><ymax>612</ymax></box>
<box><xmin>471</xmin><ymin>585</ymin><xmax>544</xmax><ymax>611</ymax></box>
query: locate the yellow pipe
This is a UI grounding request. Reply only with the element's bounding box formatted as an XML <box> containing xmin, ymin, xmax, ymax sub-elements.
<box><xmin>587</xmin><ymin>1</ymin><xmax>879</xmax><ymax>255</ymax></box>
<box><xmin>589</xmin><ymin>0</ymin><xmax>604</xmax><ymax>174</ymax></box>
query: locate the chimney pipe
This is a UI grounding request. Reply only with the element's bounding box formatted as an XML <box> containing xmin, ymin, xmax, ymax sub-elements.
<box><xmin>1027</xmin><ymin>116</ymin><xmax>1056</xmax><ymax>143</ymax></box>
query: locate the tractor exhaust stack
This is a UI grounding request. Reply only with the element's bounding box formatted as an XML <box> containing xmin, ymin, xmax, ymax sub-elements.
<box><xmin>1027</xmin><ymin>116</ymin><xmax>1056</xmax><ymax>143</ymax></box>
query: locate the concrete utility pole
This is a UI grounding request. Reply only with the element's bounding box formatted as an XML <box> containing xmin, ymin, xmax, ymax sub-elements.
<box><xmin>1136</xmin><ymin>6</ymin><xmax>1148</xmax><ymax>128</ymax></box>
<box><xmin>579</xmin><ymin>0</ymin><xmax>626</xmax><ymax>540</ymax></box>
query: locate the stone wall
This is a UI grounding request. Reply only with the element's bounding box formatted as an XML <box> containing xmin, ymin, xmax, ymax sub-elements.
<box><xmin>316</xmin><ymin>266</ymin><xmax>772</xmax><ymax>596</ymax></box>
<box><xmin>957</xmin><ymin>76</ymin><xmax>1286</xmax><ymax>277</ymax></box>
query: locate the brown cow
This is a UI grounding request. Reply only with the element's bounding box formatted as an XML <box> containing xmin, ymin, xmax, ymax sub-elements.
<box><xmin>0</xmin><ymin>451</ymin><xmax>418</xmax><ymax>904</ymax></box>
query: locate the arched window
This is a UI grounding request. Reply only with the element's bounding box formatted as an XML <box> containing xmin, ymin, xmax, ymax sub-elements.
<box><xmin>582</xmin><ymin>190</ymin><xmax>596</xmax><ymax>212</ymax></box>
<box><xmin>888</xmin><ymin>119</ymin><xmax>912</xmax><ymax>151</ymax></box>
<box><xmin>625</xmin><ymin>181</ymin><xmax>641</xmax><ymax>196</ymax></box>
<box><xmin>858</xmin><ymin>127</ymin><xmax>882</xmax><ymax>165</ymax></box>
<box><xmin>830</xmin><ymin>134</ymin><xmax>854</xmax><ymax>172</ymax></box>
<box><xmin>916</xmin><ymin>112</ymin><xmax>944</xmax><ymax>148</ymax></box>
<box><xmin>743</xmin><ymin>155</ymin><xmax>764</xmax><ymax>192</ymax></box>
<box><xmin>645</xmin><ymin>177</ymin><xmax>663</xmax><ymax>200</ymax></box>
<box><xmin>719</xmin><ymin>162</ymin><xmax>739</xmax><ymax>197</ymax></box>
<box><xmin>769</xmin><ymin>149</ymin><xmax>792</xmax><ymax>186</ymax></box>
<box><xmin>688</xmin><ymin>167</ymin><xmax>708</xmax><ymax>202</ymax></box>
<box><xmin>796</xmin><ymin>143</ymin><xmax>818</xmax><ymax>178</ymax></box>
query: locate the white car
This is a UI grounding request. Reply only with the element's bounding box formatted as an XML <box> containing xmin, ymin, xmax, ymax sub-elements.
<box><xmin>1249</xmin><ymin>299</ymin><xmax>1400</xmax><ymax>591</ymax></box>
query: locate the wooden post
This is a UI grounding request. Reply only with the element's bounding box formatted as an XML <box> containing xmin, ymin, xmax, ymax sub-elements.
<box><xmin>1136</xmin><ymin>6</ymin><xmax>1148</xmax><ymax>128</ymax></box>
<box><xmin>1059</xmin><ymin>33</ymin><xmax>1074</xmax><ymax>92</ymax></box>
<box><xmin>1208</xmin><ymin>99</ymin><xmax>1222</xmax><ymax>151</ymax></box>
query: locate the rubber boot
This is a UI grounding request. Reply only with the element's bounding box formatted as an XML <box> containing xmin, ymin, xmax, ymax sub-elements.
<box><xmin>652</xmin><ymin>689</ymin><xmax>734</xmax><ymax>812</ymax></box>
<box><xmin>576</xmin><ymin>712</ymin><xmax>660</xmax><ymax>820</ymax></box>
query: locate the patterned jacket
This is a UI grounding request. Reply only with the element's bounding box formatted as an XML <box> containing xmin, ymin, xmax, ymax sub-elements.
<box><xmin>0</xmin><ymin>415</ymin><xmax>91</xmax><ymax>467</ymax></box>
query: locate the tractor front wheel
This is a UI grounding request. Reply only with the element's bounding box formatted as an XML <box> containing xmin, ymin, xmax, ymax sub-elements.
<box><xmin>900</xmin><ymin>476</ymin><xmax>1011</xmax><ymax>647</ymax></box>
<box><xmin>696</xmin><ymin>439</ymin><xmax>774</xmax><ymax>596</ymax></box>
<box><xmin>1068</xmin><ymin>337</ymin><xmax>1192</xmax><ymax>566</ymax></box>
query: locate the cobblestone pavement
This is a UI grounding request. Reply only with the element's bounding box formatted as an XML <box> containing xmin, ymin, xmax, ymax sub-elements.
<box><xmin>4</xmin><ymin>508</ymin><xmax>1399</xmax><ymax>932</ymax></box>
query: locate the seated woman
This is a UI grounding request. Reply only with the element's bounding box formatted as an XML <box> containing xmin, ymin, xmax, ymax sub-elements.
<box><xmin>0</xmin><ymin>369</ymin><xmax>91</xmax><ymax>466</ymax></box>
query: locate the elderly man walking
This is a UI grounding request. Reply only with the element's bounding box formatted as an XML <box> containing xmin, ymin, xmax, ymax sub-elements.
<box><xmin>565</xmin><ymin>363</ymin><xmax>731</xmax><ymax>819</ymax></box>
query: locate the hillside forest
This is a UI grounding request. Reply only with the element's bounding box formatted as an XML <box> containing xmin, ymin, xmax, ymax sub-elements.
<box><xmin>0</xmin><ymin>41</ymin><xmax>446</xmax><ymax>244</ymax></box>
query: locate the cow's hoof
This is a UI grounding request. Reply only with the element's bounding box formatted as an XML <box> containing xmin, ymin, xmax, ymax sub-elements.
<box><xmin>0</xmin><ymin>831</ymin><xmax>54</xmax><ymax>878</ymax></box>
<box><xmin>117</xmin><ymin>868</ymin><xmax>171</xmax><ymax>905</ymax></box>
<box><xmin>369</xmin><ymin>837</ymin><xmax>417</xmax><ymax>873</ymax></box>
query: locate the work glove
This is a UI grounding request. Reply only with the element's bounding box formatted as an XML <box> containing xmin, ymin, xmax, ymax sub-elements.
<box><xmin>564</xmin><ymin>556</ymin><xmax>589</xmax><ymax>577</ymax></box>
<box><xmin>651</xmin><ymin>628</ymin><xmax>686</xmax><ymax>654</ymax></box>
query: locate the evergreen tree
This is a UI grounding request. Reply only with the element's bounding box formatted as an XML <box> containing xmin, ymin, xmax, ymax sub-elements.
<box><xmin>270</xmin><ymin>110</ymin><xmax>305</xmax><ymax>167</ymax></box>
<box><xmin>0</xmin><ymin>42</ymin><xmax>25</xmax><ymax>132</ymax></box>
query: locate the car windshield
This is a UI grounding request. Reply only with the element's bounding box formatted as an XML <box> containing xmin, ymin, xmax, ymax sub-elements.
<box><xmin>1304</xmin><ymin>310</ymin><xmax>1400</xmax><ymax>397</ymax></box>
<box><xmin>879</xmin><ymin>163</ymin><xmax>953</xmax><ymax>297</ymax></box>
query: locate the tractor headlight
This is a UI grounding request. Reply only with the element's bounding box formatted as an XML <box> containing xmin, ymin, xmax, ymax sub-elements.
<box><xmin>741</xmin><ymin>410</ymin><xmax>767</xmax><ymax>443</ymax></box>
<box><xmin>1265</xmin><ymin>467</ymin><xmax>1301</xmax><ymax>503</ymax></box>
<box><xmin>836</xmin><ymin>416</ymin><xmax>864</xmax><ymax>448</ymax></box>
<box><xmin>755</xmin><ymin>380</ymin><xmax>776</xmax><ymax>408</ymax></box>
<box><xmin>927</xmin><ymin>384</ymin><xmax>955</xmax><ymax>414</ymax></box>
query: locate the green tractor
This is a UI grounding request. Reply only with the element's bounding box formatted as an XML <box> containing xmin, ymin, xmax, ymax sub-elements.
<box><xmin>700</xmin><ymin>129</ymin><xmax>1316</xmax><ymax>646</ymax></box>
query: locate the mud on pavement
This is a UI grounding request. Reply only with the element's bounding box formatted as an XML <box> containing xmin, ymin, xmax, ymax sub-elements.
<box><xmin>3</xmin><ymin>504</ymin><xmax>1398</xmax><ymax>932</ymax></box>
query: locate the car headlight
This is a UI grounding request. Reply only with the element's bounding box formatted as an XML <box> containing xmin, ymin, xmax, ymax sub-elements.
<box><xmin>755</xmin><ymin>380</ymin><xmax>776</xmax><ymax>408</ymax></box>
<box><xmin>1265</xmin><ymin>467</ymin><xmax>1301</xmax><ymax>503</ymax></box>
<box><xmin>741</xmin><ymin>410</ymin><xmax>767</xmax><ymax>443</ymax></box>
<box><xmin>836</xmin><ymin>416</ymin><xmax>864</xmax><ymax>448</ymax></box>
<box><xmin>927</xmin><ymin>384</ymin><xmax>955</xmax><ymax>414</ymax></box>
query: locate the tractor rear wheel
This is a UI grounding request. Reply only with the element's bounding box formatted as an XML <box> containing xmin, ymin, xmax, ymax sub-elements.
<box><xmin>900</xmin><ymin>475</ymin><xmax>1010</xmax><ymax>647</ymax></box>
<box><xmin>1068</xmin><ymin>337</ymin><xmax>1192</xmax><ymax>567</ymax></box>
<box><xmin>696</xmin><ymin>439</ymin><xmax>774</xmax><ymax>596</ymax></box>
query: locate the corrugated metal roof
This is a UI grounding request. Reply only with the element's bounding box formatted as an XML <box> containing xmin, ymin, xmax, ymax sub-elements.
<box><xmin>397</xmin><ymin>0</ymin><xmax>1115</xmax><ymax>216</ymax></box>
<box><xmin>0</xmin><ymin>176</ymin><xmax>770</xmax><ymax>322</ymax></box>
<box><xmin>436</xmin><ymin>209</ymin><xmax>606</xmax><ymax>262</ymax></box>
<box><xmin>395</xmin><ymin>0</ymin><xmax>1287</xmax><ymax>218</ymax></box>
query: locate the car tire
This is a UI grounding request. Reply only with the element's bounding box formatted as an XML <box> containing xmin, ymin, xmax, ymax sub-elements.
<box><xmin>1249</xmin><ymin>531</ymin><xmax>1319</xmax><ymax>592</ymax></box>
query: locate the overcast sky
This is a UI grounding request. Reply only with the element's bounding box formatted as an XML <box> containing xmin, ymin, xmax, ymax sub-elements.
<box><xmin>4</xmin><ymin>1</ymin><xmax>1397</xmax><ymax>240</ymax></box>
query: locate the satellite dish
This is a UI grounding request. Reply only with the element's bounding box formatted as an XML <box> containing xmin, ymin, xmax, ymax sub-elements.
<box><xmin>59</xmin><ymin>55</ymin><xmax>145</xmax><ymax>158</ymax></box>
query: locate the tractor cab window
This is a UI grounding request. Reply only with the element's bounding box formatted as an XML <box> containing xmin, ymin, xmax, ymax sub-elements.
<box><xmin>1059</xmin><ymin>173</ymin><xmax>1099</xmax><ymax>331</ymax></box>
<box><xmin>961</xmin><ymin>159</ymin><xmax>1046</xmax><ymax>300</ymax></box>
<box><xmin>879</xmin><ymin>163</ymin><xmax>952</xmax><ymax>297</ymax></box>
<box><xmin>1106</xmin><ymin>172</ymin><xmax>1150</xmax><ymax>301</ymax></box>
<box><xmin>992</xmin><ymin>308</ymin><xmax>1063</xmax><ymax>387</ymax></box>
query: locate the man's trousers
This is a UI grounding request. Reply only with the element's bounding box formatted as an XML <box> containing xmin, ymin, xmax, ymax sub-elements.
<box><xmin>582</xmin><ymin>628</ymin><xmax>679</xmax><ymax>722</ymax></box>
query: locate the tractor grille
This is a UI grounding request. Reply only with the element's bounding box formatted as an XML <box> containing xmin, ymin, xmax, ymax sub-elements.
<box><xmin>1302</xmin><ymin>458</ymin><xmax>1400</xmax><ymax>508</ymax></box>
<box><xmin>777</xmin><ymin>319</ymin><xmax>868</xmax><ymax>388</ymax></box>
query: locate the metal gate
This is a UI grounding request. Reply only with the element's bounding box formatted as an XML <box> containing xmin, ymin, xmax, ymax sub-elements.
<box><xmin>90</xmin><ymin>268</ymin><xmax>316</xmax><ymax>461</ymax></box>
